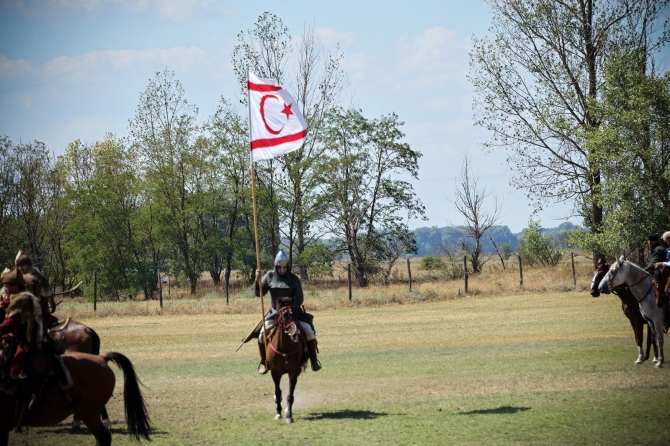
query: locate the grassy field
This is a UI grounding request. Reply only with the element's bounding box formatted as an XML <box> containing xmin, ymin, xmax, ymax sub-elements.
<box><xmin>9</xmin><ymin>284</ymin><xmax>670</xmax><ymax>445</ymax></box>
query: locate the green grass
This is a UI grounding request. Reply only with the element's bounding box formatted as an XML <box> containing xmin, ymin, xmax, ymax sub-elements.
<box><xmin>9</xmin><ymin>291</ymin><xmax>670</xmax><ymax>445</ymax></box>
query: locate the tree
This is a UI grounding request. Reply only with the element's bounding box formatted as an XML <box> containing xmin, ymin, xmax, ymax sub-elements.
<box><xmin>451</xmin><ymin>155</ymin><xmax>502</xmax><ymax>273</ymax></box>
<box><xmin>470</xmin><ymin>0</ymin><xmax>669</xmax><ymax>236</ymax></box>
<box><xmin>60</xmin><ymin>136</ymin><xmax>157</xmax><ymax>300</ymax></box>
<box><xmin>206</xmin><ymin>99</ymin><xmax>255</xmax><ymax>300</ymax></box>
<box><xmin>320</xmin><ymin>108</ymin><xmax>425</xmax><ymax>286</ymax></box>
<box><xmin>130</xmin><ymin>69</ymin><xmax>209</xmax><ymax>295</ymax></box>
<box><xmin>574</xmin><ymin>51</ymin><xmax>670</xmax><ymax>258</ymax></box>
<box><xmin>232</xmin><ymin>12</ymin><xmax>347</xmax><ymax>280</ymax></box>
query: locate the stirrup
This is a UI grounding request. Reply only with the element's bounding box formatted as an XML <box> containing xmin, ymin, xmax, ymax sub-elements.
<box><xmin>311</xmin><ymin>360</ymin><xmax>322</xmax><ymax>372</ymax></box>
<box><xmin>258</xmin><ymin>361</ymin><xmax>269</xmax><ymax>375</ymax></box>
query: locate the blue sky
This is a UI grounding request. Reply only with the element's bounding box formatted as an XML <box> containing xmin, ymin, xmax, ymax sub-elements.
<box><xmin>2</xmin><ymin>0</ymin><xmax>665</xmax><ymax>233</ymax></box>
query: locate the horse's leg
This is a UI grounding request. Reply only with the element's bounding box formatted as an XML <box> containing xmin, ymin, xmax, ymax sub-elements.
<box><xmin>285</xmin><ymin>373</ymin><xmax>298</xmax><ymax>424</ymax></box>
<box><xmin>79</xmin><ymin>412</ymin><xmax>111</xmax><ymax>446</ymax></box>
<box><xmin>629</xmin><ymin>316</ymin><xmax>645</xmax><ymax>364</ymax></box>
<box><xmin>647</xmin><ymin>323</ymin><xmax>657</xmax><ymax>362</ymax></box>
<box><xmin>101</xmin><ymin>406</ymin><xmax>111</xmax><ymax>428</ymax></box>
<box><xmin>641</xmin><ymin>300</ymin><xmax>665</xmax><ymax>367</ymax></box>
<box><xmin>272</xmin><ymin>371</ymin><xmax>283</xmax><ymax>421</ymax></box>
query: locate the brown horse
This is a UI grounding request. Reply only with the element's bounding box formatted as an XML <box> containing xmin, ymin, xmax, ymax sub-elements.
<box><xmin>591</xmin><ymin>260</ymin><xmax>657</xmax><ymax>363</ymax></box>
<box><xmin>265</xmin><ymin>301</ymin><xmax>309</xmax><ymax>424</ymax></box>
<box><xmin>0</xmin><ymin>351</ymin><xmax>150</xmax><ymax>446</ymax></box>
<box><xmin>48</xmin><ymin>318</ymin><xmax>111</xmax><ymax>428</ymax></box>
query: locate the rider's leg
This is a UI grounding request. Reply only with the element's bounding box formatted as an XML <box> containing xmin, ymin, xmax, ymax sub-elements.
<box><xmin>258</xmin><ymin>329</ymin><xmax>268</xmax><ymax>374</ymax></box>
<box><xmin>299</xmin><ymin>322</ymin><xmax>321</xmax><ymax>371</ymax></box>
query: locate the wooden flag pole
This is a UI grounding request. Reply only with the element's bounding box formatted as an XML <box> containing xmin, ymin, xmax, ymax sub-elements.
<box><xmin>250</xmin><ymin>162</ymin><xmax>268</xmax><ymax>348</ymax></box>
<box><xmin>248</xmin><ymin>67</ymin><xmax>268</xmax><ymax>349</ymax></box>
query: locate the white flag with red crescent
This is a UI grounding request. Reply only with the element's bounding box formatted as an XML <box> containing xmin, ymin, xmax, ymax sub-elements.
<box><xmin>247</xmin><ymin>71</ymin><xmax>308</xmax><ymax>162</ymax></box>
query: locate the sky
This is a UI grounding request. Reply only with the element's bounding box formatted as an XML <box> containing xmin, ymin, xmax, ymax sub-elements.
<box><xmin>1</xmin><ymin>0</ymin><xmax>667</xmax><ymax>234</ymax></box>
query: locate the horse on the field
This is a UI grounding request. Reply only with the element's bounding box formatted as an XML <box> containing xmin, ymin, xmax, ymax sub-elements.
<box><xmin>591</xmin><ymin>259</ymin><xmax>657</xmax><ymax>364</ymax></box>
<box><xmin>598</xmin><ymin>257</ymin><xmax>665</xmax><ymax>367</ymax></box>
<box><xmin>265</xmin><ymin>298</ymin><xmax>309</xmax><ymax>423</ymax></box>
<box><xmin>48</xmin><ymin>318</ymin><xmax>112</xmax><ymax>428</ymax></box>
<box><xmin>0</xmin><ymin>351</ymin><xmax>150</xmax><ymax>446</ymax></box>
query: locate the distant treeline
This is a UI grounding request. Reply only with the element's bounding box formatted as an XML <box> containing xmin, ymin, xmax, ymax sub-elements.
<box><xmin>413</xmin><ymin>222</ymin><xmax>577</xmax><ymax>257</ymax></box>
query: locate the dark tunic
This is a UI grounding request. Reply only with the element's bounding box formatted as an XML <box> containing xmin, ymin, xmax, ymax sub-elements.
<box><xmin>254</xmin><ymin>269</ymin><xmax>304</xmax><ymax>320</ymax></box>
<box><xmin>646</xmin><ymin>244</ymin><xmax>667</xmax><ymax>272</ymax></box>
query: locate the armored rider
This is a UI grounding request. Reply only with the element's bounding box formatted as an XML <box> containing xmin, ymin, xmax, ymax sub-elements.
<box><xmin>15</xmin><ymin>251</ymin><xmax>58</xmax><ymax>329</ymax></box>
<box><xmin>255</xmin><ymin>250</ymin><xmax>322</xmax><ymax>374</ymax></box>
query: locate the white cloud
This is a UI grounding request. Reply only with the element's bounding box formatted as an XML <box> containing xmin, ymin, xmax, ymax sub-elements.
<box><xmin>395</xmin><ymin>26</ymin><xmax>470</xmax><ymax>78</ymax></box>
<box><xmin>42</xmin><ymin>47</ymin><xmax>206</xmax><ymax>81</ymax></box>
<box><xmin>0</xmin><ymin>0</ymin><xmax>232</xmax><ymax>19</ymax></box>
<box><xmin>316</xmin><ymin>27</ymin><xmax>358</xmax><ymax>48</ymax></box>
<box><xmin>0</xmin><ymin>55</ymin><xmax>33</xmax><ymax>78</ymax></box>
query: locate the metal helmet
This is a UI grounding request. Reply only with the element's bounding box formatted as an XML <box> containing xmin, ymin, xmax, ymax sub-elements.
<box><xmin>274</xmin><ymin>250</ymin><xmax>290</xmax><ymax>267</ymax></box>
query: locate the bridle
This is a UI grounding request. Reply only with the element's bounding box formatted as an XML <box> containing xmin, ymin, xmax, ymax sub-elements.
<box><xmin>268</xmin><ymin>306</ymin><xmax>302</xmax><ymax>363</ymax></box>
<box><xmin>607</xmin><ymin>262</ymin><xmax>652</xmax><ymax>303</ymax></box>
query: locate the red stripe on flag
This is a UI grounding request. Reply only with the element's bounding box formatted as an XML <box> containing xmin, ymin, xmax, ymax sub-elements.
<box><xmin>247</xmin><ymin>81</ymin><xmax>282</xmax><ymax>92</ymax></box>
<box><xmin>250</xmin><ymin>130</ymin><xmax>308</xmax><ymax>150</ymax></box>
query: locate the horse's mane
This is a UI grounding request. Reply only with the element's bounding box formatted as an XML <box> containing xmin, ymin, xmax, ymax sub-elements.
<box><xmin>621</xmin><ymin>260</ymin><xmax>651</xmax><ymax>281</ymax></box>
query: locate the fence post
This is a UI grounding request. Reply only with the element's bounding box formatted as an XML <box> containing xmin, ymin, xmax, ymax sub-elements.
<box><xmin>158</xmin><ymin>271</ymin><xmax>163</xmax><ymax>309</ymax></box>
<box><xmin>463</xmin><ymin>255</ymin><xmax>468</xmax><ymax>293</ymax></box>
<box><xmin>518</xmin><ymin>254</ymin><xmax>523</xmax><ymax>286</ymax></box>
<box><xmin>93</xmin><ymin>270</ymin><xmax>97</xmax><ymax>312</ymax></box>
<box><xmin>407</xmin><ymin>258</ymin><xmax>412</xmax><ymax>292</ymax></box>
<box><xmin>571</xmin><ymin>252</ymin><xmax>576</xmax><ymax>287</ymax></box>
<box><xmin>348</xmin><ymin>263</ymin><xmax>352</xmax><ymax>301</ymax></box>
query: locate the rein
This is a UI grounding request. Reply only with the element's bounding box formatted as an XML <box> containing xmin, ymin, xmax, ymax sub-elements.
<box><xmin>268</xmin><ymin>307</ymin><xmax>302</xmax><ymax>363</ymax></box>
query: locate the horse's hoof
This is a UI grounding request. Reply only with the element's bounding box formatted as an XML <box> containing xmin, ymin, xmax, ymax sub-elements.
<box><xmin>274</xmin><ymin>414</ymin><xmax>282</xmax><ymax>421</ymax></box>
<box><xmin>653</xmin><ymin>357</ymin><xmax>659</xmax><ymax>363</ymax></box>
<box><xmin>72</xmin><ymin>420</ymin><xmax>81</xmax><ymax>430</ymax></box>
<box><xmin>635</xmin><ymin>358</ymin><xmax>644</xmax><ymax>364</ymax></box>
<box><xmin>285</xmin><ymin>417</ymin><xmax>293</xmax><ymax>424</ymax></box>
<box><xmin>655</xmin><ymin>361</ymin><xmax>664</xmax><ymax>368</ymax></box>
<box><xmin>102</xmin><ymin>418</ymin><xmax>112</xmax><ymax>429</ymax></box>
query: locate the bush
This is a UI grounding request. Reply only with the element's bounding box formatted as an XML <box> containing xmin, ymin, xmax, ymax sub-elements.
<box><xmin>419</xmin><ymin>255</ymin><xmax>447</xmax><ymax>270</ymax></box>
<box><xmin>518</xmin><ymin>220</ymin><xmax>564</xmax><ymax>267</ymax></box>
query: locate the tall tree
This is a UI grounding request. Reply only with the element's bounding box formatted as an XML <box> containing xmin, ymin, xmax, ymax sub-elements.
<box><xmin>320</xmin><ymin>108</ymin><xmax>425</xmax><ymax>286</ymax></box>
<box><xmin>576</xmin><ymin>51</ymin><xmax>670</xmax><ymax>258</ymax></box>
<box><xmin>130</xmin><ymin>69</ymin><xmax>209</xmax><ymax>295</ymax></box>
<box><xmin>233</xmin><ymin>12</ymin><xmax>347</xmax><ymax>279</ymax></box>
<box><xmin>470</xmin><ymin>0</ymin><xmax>669</xmax><ymax>235</ymax></box>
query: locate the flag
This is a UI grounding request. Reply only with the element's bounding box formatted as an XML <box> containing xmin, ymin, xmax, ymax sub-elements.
<box><xmin>247</xmin><ymin>71</ymin><xmax>308</xmax><ymax>162</ymax></box>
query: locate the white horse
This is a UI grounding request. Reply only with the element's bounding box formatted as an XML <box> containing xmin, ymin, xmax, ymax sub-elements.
<box><xmin>599</xmin><ymin>257</ymin><xmax>665</xmax><ymax>367</ymax></box>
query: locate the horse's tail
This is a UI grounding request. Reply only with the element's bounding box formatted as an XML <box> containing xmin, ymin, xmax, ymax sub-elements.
<box><xmin>104</xmin><ymin>352</ymin><xmax>151</xmax><ymax>441</ymax></box>
<box><xmin>86</xmin><ymin>327</ymin><xmax>101</xmax><ymax>355</ymax></box>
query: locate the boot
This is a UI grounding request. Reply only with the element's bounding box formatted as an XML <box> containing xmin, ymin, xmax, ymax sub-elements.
<box><xmin>258</xmin><ymin>343</ymin><xmax>268</xmax><ymax>375</ymax></box>
<box><xmin>308</xmin><ymin>339</ymin><xmax>322</xmax><ymax>372</ymax></box>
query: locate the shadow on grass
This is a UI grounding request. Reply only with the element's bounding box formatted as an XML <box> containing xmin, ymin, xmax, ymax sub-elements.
<box><xmin>40</xmin><ymin>423</ymin><xmax>168</xmax><ymax>438</ymax></box>
<box><xmin>459</xmin><ymin>406</ymin><xmax>531</xmax><ymax>415</ymax></box>
<box><xmin>305</xmin><ymin>410</ymin><xmax>389</xmax><ymax>421</ymax></box>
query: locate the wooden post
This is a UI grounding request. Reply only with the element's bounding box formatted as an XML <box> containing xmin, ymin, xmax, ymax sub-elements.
<box><xmin>407</xmin><ymin>258</ymin><xmax>412</xmax><ymax>292</ymax></box>
<box><xmin>571</xmin><ymin>252</ymin><xmax>576</xmax><ymax>287</ymax></box>
<box><xmin>518</xmin><ymin>254</ymin><xmax>523</xmax><ymax>286</ymax></box>
<box><xmin>348</xmin><ymin>263</ymin><xmax>352</xmax><ymax>301</ymax></box>
<box><xmin>463</xmin><ymin>255</ymin><xmax>468</xmax><ymax>293</ymax></box>
<box><xmin>158</xmin><ymin>271</ymin><xmax>163</xmax><ymax>309</ymax></box>
<box><xmin>93</xmin><ymin>270</ymin><xmax>97</xmax><ymax>312</ymax></box>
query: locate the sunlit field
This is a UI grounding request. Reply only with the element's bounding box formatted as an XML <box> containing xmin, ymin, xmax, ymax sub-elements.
<box><xmin>9</xmin><ymin>255</ymin><xmax>670</xmax><ymax>445</ymax></box>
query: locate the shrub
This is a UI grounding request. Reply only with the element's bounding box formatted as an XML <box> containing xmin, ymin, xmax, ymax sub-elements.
<box><xmin>419</xmin><ymin>255</ymin><xmax>447</xmax><ymax>270</ymax></box>
<box><xmin>518</xmin><ymin>220</ymin><xmax>564</xmax><ymax>266</ymax></box>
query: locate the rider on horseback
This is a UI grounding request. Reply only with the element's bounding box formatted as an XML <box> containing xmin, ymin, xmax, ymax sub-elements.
<box><xmin>15</xmin><ymin>251</ymin><xmax>58</xmax><ymax>329</ymax></box>
<box><xmin>255</xmin><ymin>250</ymin><xmax>322</xmax><ymax>374</ymax></box>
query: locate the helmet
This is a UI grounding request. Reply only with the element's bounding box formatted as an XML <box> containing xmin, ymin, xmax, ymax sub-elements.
<box><xmin>2</xmin><ymin>268</ymin><xmax>25</xmax><ymax>287</ymax></box>
<box><xmin>16</xmin><ymin>251</ymin><xmax>32</xmax><ymax>266</ymax></box>
<box><xmin>274</xmin><ymin>250</ymin><xmax>290</xmax><ymax>267</ymax></box>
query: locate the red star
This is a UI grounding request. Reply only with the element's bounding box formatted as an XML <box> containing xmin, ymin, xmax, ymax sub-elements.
<box><xmin>281</xmin><ymin>103</ymin><xmax>294</xmax><ymax>120</ymax></box>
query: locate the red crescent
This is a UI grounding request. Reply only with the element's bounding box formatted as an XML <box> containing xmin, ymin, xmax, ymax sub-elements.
<box><xmin>260</xmin><ymin>95</ymin><xmax>284</xmax><ymax>135</ymax></box>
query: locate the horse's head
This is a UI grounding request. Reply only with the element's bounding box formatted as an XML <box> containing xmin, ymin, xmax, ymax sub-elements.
<box><xmin>599</xmin><ymin>256</ymin><xmax>628</xmax><ymax>294</ymax></box>
<box><xmin>590</xmin><ymin>258</ymin><xmax>610</xmax><ymax>297</ymax></box>
<box><xmin>277</xmin><ymin>300</ymin><xmax>301</xmax><ymax>343</ymax></box>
